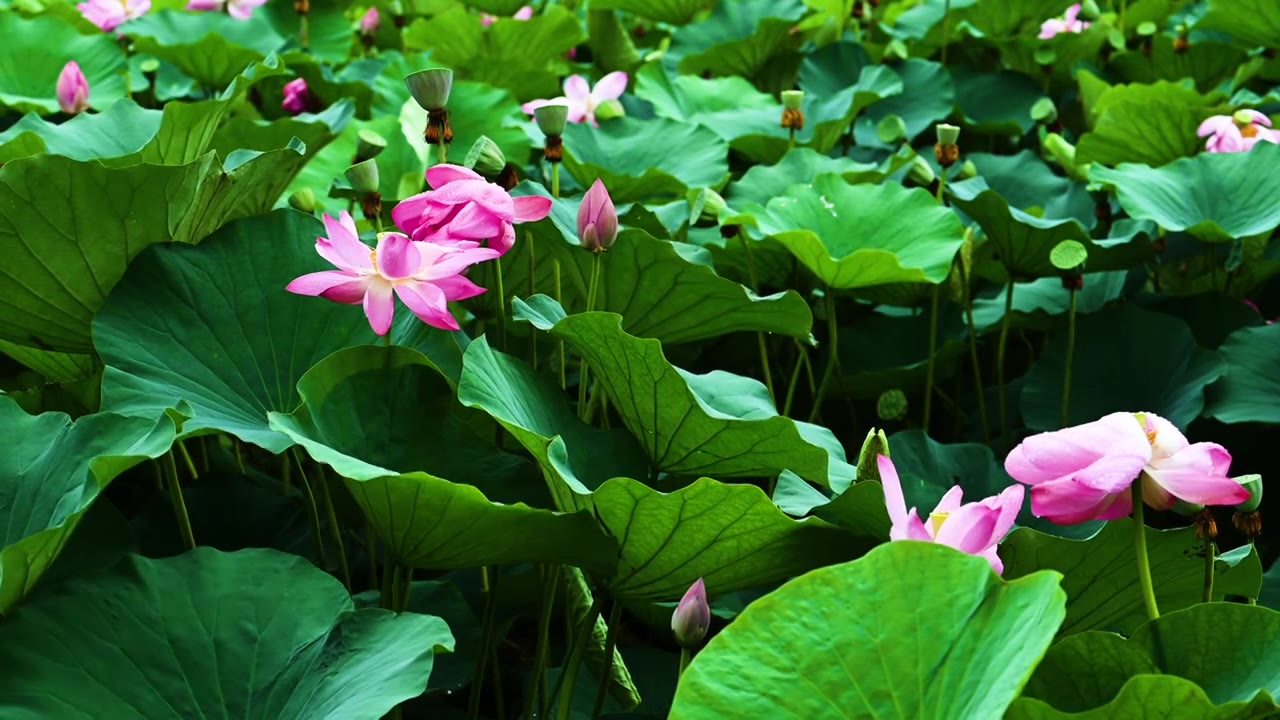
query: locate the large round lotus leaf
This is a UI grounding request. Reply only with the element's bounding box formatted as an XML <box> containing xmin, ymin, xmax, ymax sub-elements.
<box><xmin>967</xmin><ymin>150</ymin><xmax>1094</xmax><ymax>226</ymax></box>
<box><xmin>1197</xmin><ymin>0</ymin><xmax>1280</xmax><ymax>48</ymax></box>
<box><xmin>125</xmin><ymin>10</ymin><xmax>285</xmax><ymax>89</ymax></box>
<box><xmin>403</xmin><ymin>6</ymin><xmax>584</xmax><ymax>101</ymax></box>
<box><xmin>562</xmin><ymin>117</ymin><xmax>730</xmax><ymax>204</ymax></box>
<box><xmin>752</xmin><ymin>173</ymin><xmax>965</xmax><ymax>289</ymax></box>
<box><xmin>0</xmin><ymin>13</ymin><xmax>127</xmax><ymax>114</ymax></box>
<box><xmin>1020</xmin><ymin>304</ymin><xmax>1224</xmax><ymax>431</ymax></box>
<box><xmin>1076</xmin><ymin>82</ymin><xmax>1221</xmax><ymax>168</ymax></box>
<box><xmin>952</xmin><ymin>67</ymin><xmax>1043</xmax><ymax>136</ymax></box>
<box><xmin>0</xmin><ymin>145</ymin><xmax>305</xmax><ymax>352</ymax></box>
<box><xmin>972</xmin><ymin>273</ymin><xmax>1128</xmax><ymax>334</ymax></box>
<box><xmin>670</xmin><ymin>542</ymin><xmax>1066</xmax><ymax>719</ymax></box>
<box><xmin>725</xmin><ymin>147</ymin><xmax>907</xmax><ymax>209</ymax></box>
<box><xmin>1090</xmin><ymin>142</ymin><xmax>1280</xmax><ymax>243</ymax></box>
<box><xmin>95</xmin><ymin>210</ymin><xmax>459</xmax><ymax>452</ymax></box>
<box><xmin>1204</xmin><ymin>324</ymin><xmax>1280</xmax><ymax>423</ymax></box>
<box><xmin>268</xmin><ymin>344</ymin><xmax>619</xmax><ymax>573</ymax></box>
<box><xmin>514</xmin><ymin>296</ymin><xmax>854</xmax><ymax>486</ymax></box>
<box><xmin>1009</xmin><ymin>675</ymin><xmax>1280</xmax><ymax>719</ymax></box>
<box><xmin>591</xmin><ymin>0</ymin><xmax>714</xmax><ymax>25</ymax></box>
<box><xmin>664</xmin><ymin>0</ymin><xmax>807</xmax><ymax>81</ymax></box>
<box><xmin>0</xmin><ymin>397</ymin><xmax>174</xmax><ymax>614</ymax></box>
<box><xmin>261</xmin><ymin>0</ymin><xmax>354</xmax><ymax>62</ymax></box>
<box><xmin>1001</xmin><ymin>520</ymin><xmax>1262</xmax><ymax>636</ymax></box>
<box><xmin>0</xmin><ymin>101</ymin><xmax>162</xmax><ymax>163</ymax></box>
<box><xmin>1019</xmin><ymin>631</ymin><xmax>1159</xmax><ymax>712</ymax></box>
<box><xmin>1108</xmin><ymin>38</ymin><xmax>1248</xmax><ymax>93</ymax></box>
<box><xmin>854</xmin><ymin>59</ymin><xmax>955</xmax><ymax>148</ymax></box>
<box><xmin>0</xmin><ymin>548</ymin><xmax>453</xmax><ymax>719</ymax></box>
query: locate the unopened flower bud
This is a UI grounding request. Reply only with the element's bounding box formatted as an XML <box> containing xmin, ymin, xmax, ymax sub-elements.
<box><xmin>594</xmin><ymin>98</ymin><xmax>626</xmax><ymax>122</ymax></box>
<box><xmin>404</xmin><ymin>68</ymin><xmax>453</xmax><ymax>110</ymax></box>
<box><xmin>671</xmin><ymin>578</ymin><xmax>710</xmax><ymax>648</ymax></box>
<box><xmin>56</xmin><ymin>61</ymin><xmax>90</xmax><ymax>115</ymax></box>
<box><xmin>957</xmin><ymin>159</ymin><xmax>978</xmax><ymax>179</ymax></box>
<box><xmin>855</xmin><ymin>428</ymin><xmax>890</xmax><ymax>483</ymax></box>
<box><xmin>355</xmin><ymin>129</ymin><xmax>387</xmax><ymax>163</ymax></box>
<box><xmin>578</xmin><ymin>179</ymin><xmax>618</xmax><ymax>253</ymax></box>
<box><xmin>876</xmin><ymin>115</ymin><xmax>907</xmax><ymax>144</ymax></box>
<box><xmin>1234</xmin><ymin>474</ymin><xmax>1262</xmax><ymax>512</ymax></box>
<box><xmin>689</xmin><ymin>187</ymin><xmax>727</xmax><ymax>226</ymax></box>
<box><xmin>465</xmin><ymin>135</ymin><xmax>507</xmax><ymax>178</ymax></box>
<box><xmin>534</xmin><ymin>103</ymin><xmax>570</xmax><ymax>136</ymax></box>
<box><xmin>344</xmin><ymin>159</ymin><xmax>380</xmax><ymax>194</ymax></box>
<box><xmin>287</xmin><ymin>188</ymin><xmax>317</xmax><ymax>213</ymax></box>
<box><xmin>906</xmin><ymin>154</ymin><xmax>936</xmax><ymax>186</ymax></box>
<box><xmin>359</xmin><ymin>6</ymin><xmax>379</xmax><ymax>36</ymax></box>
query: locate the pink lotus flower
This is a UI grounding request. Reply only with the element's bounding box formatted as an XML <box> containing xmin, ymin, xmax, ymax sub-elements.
<box><xmin>1005</xmin><ymin>412</ymin><xmax>1251</xmax><ymax>524</ymax></box>
<box><xmin>286</xmin><ymin>211</ymin><xmax>500</xmax><ymax>334</ymax></box>
<box><xmin>77</xmin><ymin>0</ymin><xmax>150</xmax><ymax>31</ymax></box>
<box><xmin>359</xmin><ymin>6</ymin><xmax>380</xmax><ymax>35</ymax></box>
<box><xmin>671</xmin><ymin>578</ymin><xmax>710</xmax><ymax>648</ymax></box>
<box><xmin>521</xmin><ymin>72</ymin><xmax>629</xmax><ymax>127</ymax></box>
<box><xmin>878</xmin><ymin>455</ymin><xmax>1023</xmax><ymax>574</ymax></box>
<box><xmin>481</xmin><ymin>5</ymin><xmax>533</xmax><ymax>26</ymax></box>
<box><xmin>392</xmin><ymin>164</ymin><xmax>553</xmax><ymax>257</ymax></box>
<box><xmin>577</xmin><ymin>179</ymin><xmax>617</xmax><ymax>253</ymax></box>
<box><xmin>1244</xmin><ymin>299</ymin><xmax>1276</xmax><ymax>325</ymax></box>
<box><xmin>1197</xmin><ymin>110</ymin><xmax>1280</xmax><ymax>153</ymax></box>
<box><xmin>1038</xmin><ymin>3</ymin><xmax>1089</xmax><ymax>39</ymax></box>
<box><xmin>282</xmin><ymin>78</ymin><xmax>309</xmax><ymax>115</ymax></box>
<box><xmin>185</xmin><ymin>0</ymin><xmax>266</xmax><ymax>19</ymax></box>
<box><xmin>56</xmin><ymin>61</ymin><xmax>90</xmax><ymax>115</ymax></box>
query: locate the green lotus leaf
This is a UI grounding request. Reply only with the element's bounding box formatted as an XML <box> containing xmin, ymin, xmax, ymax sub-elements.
<box><xmin>0</xmin><ymin>340</ymin><xmax>95</xmax><ymax>384</ymax></box>
<box><xmin>513</xmin><ymin>296</ymin><xmax>854</xmax><ymax>486</ymax></box>
<box><xmin>562</xmin><ymin>117</ymin><xmax>730</xmax><ymax>204</ymax></box>
<box><xmin>0</xmin><ymin>100</ymin><xmax>162</xmax><ymax>163</ymax></box>
<box><xmin>951</xmin><ymin>67</ymin><xmax>1044</xmax><ymax>136</ymax></box>
<box><xmin>1197</xmin><ymin>0</ymin><xmax>1280</xmax><ymax>49</ymax></box>
<box><xmin>1009</xmin><ymin>675</ymin><xmax>1280</xmax><ymax>719</ymax></box>
<box><xmin>590</xmin><ymin>0</ymin><xmax>711</xmax><ymax>25</ymax></box>
<box><xmin>0</xmin><ymin>13</ymin><xmax>127</xmax><ymax>114</ymax></box>
<box><xmin>725</xmin><ymin>147</ymin><xmax>908</xmax><ymax>209</ymax></box>
<box><xmin>1020</xmin><ymin>304</ymin><xmax>1224</xmax><ymax>430</ymax></box>
<box><xmin>670</xmin><ymin>542</ymin><xmax>1067</xmax><ymax>719</ymax></box>
<box><xmin>1076</xmin><ymin>81</ymin><xmax>1223</xmax><ymax>167</ymax></box>
<box><xmin>267</xmin><ymin>344</ymin><xmax>619</xmax><ymax>573</ymax></box>
<box><xmin>1089</xmin><ymin>141</ymin><xmax>1280</xmax><ymax>243</ymax></box>
<box><xmin>1204</xmin><ymin>324</ymin><xmax>1280</xmax><ymax>423</ymax></box>
<box><xmin>125</xmin><ymin>10</ymin><xmax>286</xmax><ymax>89</ymax></box>
<box><xmin>854</xmin><ymin>59</ymin><xmax>955</xmax><ymax>148</ymax></box>
<box><xmin>664</xmin><ymin>0</ymin><xmax>807</xmax><ymax>84</ymax></box>
<box><xmin>967</xmin><ymin>149</ymin><xmax>1094</xmax><ymax>225</ymax></box>
<box><xmin>751</xmin><ymin>173</ymin><xmax>965</xmax><ymax>289</ymax></box>
<box><xmin>0</xmin><ymin>397</ymin><xmax>174</xmax><ymax>614</ymax></box>
<box><xmin>1108</xmin><ymin>38</ymin><xmax>1249</xmax><ymax>93</ymax></box>
<box><xmin>261</xmin><ymin>0</ymin><xmax>356</xmax><ymax>63</ymax></box>
<box><xmin>972</xmin><ymin>273</ymin><xmax>1128</xmax><ymax>333</ymax></box>
<box><xmin>0</xmin><ymin>547</ymin><xmax>454</xmax><ymax>719</ymax></box>
<box><xmin>94</xmin><ymin>210</ymin><xmax>461</xmax><ymax>452</ymax></box>
<box><xmin>1001</xmin><ymin>520</ymin><xmax>1263</xmax><ymax>636</ymax></box>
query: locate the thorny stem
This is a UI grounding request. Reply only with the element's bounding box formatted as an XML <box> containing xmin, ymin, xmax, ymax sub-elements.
<box><xmin>176</xmin><ymin>439</ymin><xmax>200</xmax><ymax>480</ymax></box>
<box><xmin>528</xmin><ymin>232</ymin><xmax>538</xmax><ymax>369</ymax></box>
<box><xmin>551</xmin><ymin>163</ymin><xmax>561</xmax><ymax>198</ymax></box>
<box><xmin>1202</xmin><ymin>537</ymin><xmax>1216</xmax><ymax>604</ymax></box>
<box><xmin>495</xmin><ymin>259</ymin><xmax>508</xmax><ymax>353</ymax></box>
<box><xmin>313</xmin><ymin>463</ymin><xmax>352</xmax><ymax>590</ymax></box>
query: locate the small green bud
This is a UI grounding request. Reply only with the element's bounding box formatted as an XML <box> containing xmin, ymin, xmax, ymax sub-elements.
<box><xmin>689</xmin><ymin>187</ymin><xmax>727</xmax><ymax>226</ymax></box>
<box><xmin>906</xmin><ymin>154</ymin><xmax>936</xmax><ymax>186</ymax></box>
<box><xmin>404</xmin><ymin>68</ymin><xmax>453</xmax><ymax>110</ymax></box>
<box><xmin>139</xmin><ymin>58</ymin><xmax>160</xmax><ymax>75</ymax></box>
<box><xmin>1031</xmin><ymin>97</ymin><xmax>1058</xmax><ymax>124</ymax></box>
<box><xmin>1034</xmin><ymin>47</ymin><xmax>1057</xmax><ymax>66</ymax></box>
<box><xmin>344</xmin><ymin>159</ymin><xmax>380</xmax><ymax>194</ymax></box>
<box><xmin>1235</xmin><ymin>474</ymin><xmax>1262</xmax><ymax>512</ymax></box>
<box><xmin>876</xmin><ymin>115</ymin><xmax>908</xmax><ymax>144</ymax></box>
<box><xmin>594</xmin><ymin>98</ymin><xmax>626</xmax><ymax>122</ymax></box>
<box><xmin>854</xmin><ymin>428</ymin><xmax>890</xmax><ymax>483</ymax></box>
<box><xmin>355</xmin><ymin>129</ymin><xmax>387</xmax><ymax>162</ymax></box>
<box><xmin>1080</xmin><ymin>0</ymin><xmax>1101</xmax><ymax>19</ymax></box>
<box><xmin>465</xmin><ymin>135</ymin><xmax>507</xmax><ymax>178</ymax></box>
<box><xmin>1043</xmin><ymin>132</ymin><xmax>1089</xmax><ymax>182</ymax></box>
<box><xmin>287</xmin><ymin>188</ymin><xmax>316</xmax><ymax>213</ymax></box>
<box><xmin>781</xmin><ymin>90</ymin><xmax>804</xmax><ymax>110</ymax></box>
<box><xmin>958</xmin><ymin>159</ymin><xmax>978</xmax><ymax>180</ymax></box>
<box><xmin>1136</xmin><ymin>21</ymin><xmax>1157</xmax><ymax>36</ymax></box>
<box><xmin>533</xmin><ymin>103</ymin><xmax>569</xmax><ymax>136</ymax></box>
<box><xmin>877</xmin><ymin>390</ymin><xmax>908</xmax><ymax>422</ymax></box>
<box><xmin>884</xmin><ymin>38</ymin><xmax>909</xmax><ymax>61</ymax></box>
<box><xmin>935</xmin><ymin>123</ymin><xmax>960</xmax><ymax>146</ymax></box>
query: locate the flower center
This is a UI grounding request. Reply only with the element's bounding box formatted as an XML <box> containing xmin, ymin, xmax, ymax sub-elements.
<box><xmin>929</xmin><ymin>511</ymin><xmax>950</xmax><ymax>535</ymax></box>
<box><xmin>1241</xmin><ymin>124</ymin><xmax>1260</xmax><ymax>138</ymax></box>
<box><xmin>369</xmin><ymin>248</ymin><xmax>378</xmax><ymax>268</ymax></box>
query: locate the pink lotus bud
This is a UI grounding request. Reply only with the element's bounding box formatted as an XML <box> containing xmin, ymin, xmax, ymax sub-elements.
<box><xmin>282</xmin><ymin>78</ymin><xmax>309</xmax><ymax>115</ymax></box>
<box><xmin>671</xmin><ymin>578</ymin><xmax>710</xmax><ymax>648</ymax></box>
<box><xmin>359</xmin><ymin>6</ymin><xmax>379</xmax><ymax>35</ymax></box>
<box><xmin>56</xmin><ymin>61</ymin><xmax>90</xmax><ymax>115</ymax></box>
<box><xmin>577</xmin><ymin>178</ymin><xmax>617</xmax><ymax>253</ymax></box>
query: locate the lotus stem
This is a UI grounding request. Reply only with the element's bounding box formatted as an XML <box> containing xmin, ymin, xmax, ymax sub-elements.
<box><xmin>958</xmin><ymin>260</ymin><xmax>989</xmax><ymax>441</ymax></box>
<box><xmin>313</xmin><ymin>463</ymin><xmax>352</xmax><ymax>591</ymax></box>
<box><xmin>528</xmin><ymin>232</ymin><xmax>538</xmax><ymax>369</ymax></box>
<box><xmin>739</xmin><ymin>230</ymin><xmax>775</xmax><ymax>406</ymax></box>
<box><xmin>578</xmin><ymin>253</ymin><xmax>602</xmax><ymax>420</ymax></box>
<box><xmin>176</xmin><ymin>439</ymin><xmax>199</xmax><ymax>480</ymax></box>
<box><xmin>436</xmin><ymin>141</ymin><xmax>447</xmax><ymax>166</ymax></box>
<box><xmin>782</xmin><ymin>341</ymin><xmax>805</xmax><ymax>418</ymax></box>
<box><xmin>1131</xmin><ymin>482</ymin><xmax>1161</xmax><ymax>621</ymax></box>
<box><xmin>923</xmin><ymin>284</ymin><xmax>941</xmax><ymax>433</ymax></box>
<box><xmin>162</xmin><ymin>450</ymin><xmax>196</xmax><ymax>551</ymax></box>
<box><xmin>1202</xmin><ymin>538</ymin><xmax>1216</xmax><ymax>603</ymax></box>
<box><xmin>997</xmin><ymin>280</ymin><xmax>1015</xmax><ymax>448</ymax></box>
<box><xmin>807</xmin><ymin>290</ymin><xmax>840</xmax><ymax>424</ymax></box>
<box><xmin>553</xmin><ymin>596</ymin><xmax>604</xmax><ymax>720</ymax></box>
<box><xmin>290</xmin><ymin>449</ymin><xmax>331</xmax><ymax>575</ymax></box>
<box><xmin>552</xmin><ymin>163</ymin><xmax>561</xmax><ymax>199</ymax></box>
<box><xmin>523</xmin><ymin>564</ymin><xmax>561</xmax><ymax>720</ymax></box>
<box><xmin>678</xmin><ymin>647</ymin><xmax>692</xmax><ymax>677</ymax></box>
<box><xmin>554</xmin><ymin>259</ymin><xmax>566</xmax><ymax>389</ymax></box>
<box><xmin>495</xmin><ymin>260</ymin><xmax>508</xmax><ymax>353</ymax></box>
<box><xmin>591</xmin><ymin>601</ymin><xmax>625</xmax><ymax>718</ymax></box>
<box><xmin>468</xmin><ymin>566</ymin><xmax>502</xmax><ymax>720</ymax></box>
<box><xmin>1059</xmin><ymin>286</ymin><xmax>1078</xmax><ymax>428</ymax></box>
<box><xmin>940</xmin><ymin>0</ymin><xmax>952</xmax><ymax>66</ymax></box>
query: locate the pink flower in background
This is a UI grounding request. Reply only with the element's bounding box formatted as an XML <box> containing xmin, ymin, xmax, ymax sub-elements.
<box><xmin>878</xmin><ymin>455</ymin><xmax>1023</xmax><ymax>574</ymax></box>
<box><xmin>1038</xmin><ymin>3</ymin><xmax>1089</xmax><ymax>39</ymax></box>
<box><xmin>1005</xmin><ymin>411</ymin><xmax>1250</xmax><ymax>524</ymax></box>
<box><xmin>393</xmin><ymin>164</ymin><xmax>552</xmax><ymax>256</ymax></box>
<box><xmin>521</xmin><ymin>72</ymin><xmax>629</xmax><ymax>127</ymax></box>
<box><xmin>1244</xmin><ymin>299</ymin><xmax>1276</xmax><ymax>324</ymax></box>
<box><xmin>56</xmin><ymin>61</ymin><xmax>90</xmax><ymax>115</ymax></box>
<box><xmin>1198</xmin><ymin>110</ymin><xmax>1280</xmax><ymax>153</ymax></box>
<box><xmin>186</xmin><ymin>0</ymin><xmax>266</xmax><ymax>18</ymax></box>
<box><xmin>286</xmin><ymin>211</ymin><xmax>501</xmax><ymax>334</ymax></box>
<box><xmin>282</xmin><ymin>78</ymin><xmax>310</xmax><ymax>115</ymax></box>
<box><xmin>359</xmin><ymin>6</ymin><xmax>380</xmax><ymax>35</ymax></box>
<box><xmin>481</xmin><ymin>5</ymin><xmax>533</xmax><ymax>25</ymax></box>
<box><xmin>77</xmin><ymin>0</ymin><xmax>150</xmax><ymax>31</ymax></box>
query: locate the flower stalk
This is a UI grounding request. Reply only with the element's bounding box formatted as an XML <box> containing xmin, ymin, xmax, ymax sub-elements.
<box><xmin>1131</xmin><ymin>481</ymin><xmax>1160</xmax><ymax>620</ymax></box>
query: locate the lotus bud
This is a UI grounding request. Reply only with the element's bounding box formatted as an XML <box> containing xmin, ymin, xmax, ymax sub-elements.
<box><xmin>906</xmin><ymin>154</ymin><xmax>936</xmax><ymax>186</ymax></box>
<box><xmin>355</xmin><ymin>129</ymin><xmax>387</xmax><ymax>163</ymax></box>
<box><xmin>1033</xmin><ymin>47</ymin><xmax>1056</xmax><ymax>67</ymax></box>
<box><xmin>957</xmin><ymin>159</ymin><xmax>978</xmax><ymax>179</ymax></box>
<box><xmin>877</xmin><ymin>389</ymin><xmax>908</xmax><ymax>421</ymax></box>
<box><xmin>287</xmin><ymin>188</ymin><xmax>317</xmax><ymax>213</ymax></box>
<box><xmin>344</xmin><ymin>159</ymin><xmax>380</xmax><ymax>194</ymax></box>
<box><xmin>780</xmin><ymin>90</ymin><xmax>805</xmax><ymax>130</ymax></box>
<box><xmin>534</xmin><ymin>103</ymin><xmax>570</xmax><ymax>137</ymax></box>
<box><xmin>854</xmin><ymin>428</ymin><xmax>890</xmax><ymax>483</ymax></box>
<box><xmin>56</xmin><ymin>61</ymin><xmax>90</xmax><ymax>115</ymax></box>
<box><xmin>594</xmin><ymin>98</ymin><xmax>626</xmax><ymax>122</ymax></box>
<box><xmin>1043</xmin><ymin>133</ymin><xmax>1088</xmax><ymax>182</ymax></box>
<box><xmin>577</xmin><ymin>179</ymin><xmax>617</xmax><ymax>254</ymax></box>
<box><xmin>876</xmin><ymin>115</ymin><xmax>908</xmax><ymax>144</ymax></box>
<box><xmin>689</xmin><ymin>187</ymin><xmax>727</xmax><ymax>227</ymax></box>
<box><xmin>671</xmin><ymin>578</ymin><xmax>710</xmax><ymax>648</ymax></box>
<box><xmin>404</xmin><ymin>68</ymin><xmax>453</xmax><ymax>110</ymax></box>
<box><xmin>1234</xmin><ymin>474</ymin><xmax>1262</xmax><ymax>512</ymax></box>
<box><xmin>465</xmin><ymin>135</ymin><xmax>507</xmax><ymax>178</ymax></box>
<box><xmin>359</xmin><ymin>6</ymin><xmax>379</xmax><ymax>36</ymax></box>
<box><xmin>884</xmin><ymin>38</ymin><xmax>910</xmax><ymax>61</ymax></box>
<box><xmin>1031</xmin><ymin>97</ymin><xmax>1058</xmax><ymax>125</ymax></box>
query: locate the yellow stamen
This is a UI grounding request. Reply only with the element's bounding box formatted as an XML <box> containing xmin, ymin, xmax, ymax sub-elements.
<box><xmin>929</xmin><ymin>511</ymin><xmax>950</xmax><ymax>535</ymax></box>
<box><xmin>1241</xmin><ymin>124</ymin><xmax>1260</xmax><ymax>138</ymax></box>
